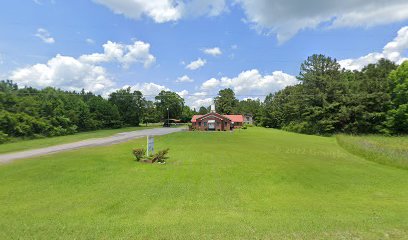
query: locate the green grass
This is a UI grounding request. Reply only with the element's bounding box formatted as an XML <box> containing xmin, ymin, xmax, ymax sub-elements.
<box><xmin>337</xmin><ymin>134</ymin><xmax>408</xmax><ymax>169</ymax></box>
<box><xmin>0</xmin><ymin>125</ymin><xmax>161</xmax><ymax>154</ymax></box>
<box><xmin>1</xmin><ymin>128</ymin><xmax>408</xmax><ymax>239</ymax></box>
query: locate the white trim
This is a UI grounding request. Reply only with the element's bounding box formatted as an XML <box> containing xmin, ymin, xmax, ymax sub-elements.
<box><xmin>198</xmin><ymin>115</ymin><xmax>227</xmax><ymax>121</ymax></box>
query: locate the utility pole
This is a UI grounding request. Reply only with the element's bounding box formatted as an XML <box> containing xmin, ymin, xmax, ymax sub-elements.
<box><xmin>167</xmin><ymin>107</ymin><xmax>169</xmax><ymax>127</ymax></box>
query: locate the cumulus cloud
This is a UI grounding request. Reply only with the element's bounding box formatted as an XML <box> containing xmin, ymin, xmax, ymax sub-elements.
<box><xmin>184</xmin><ymin>92</ymin><xmax>213</xmax><ymax>109</ymax></box>
<box><xmin>10</xmin><ymin>55</ymin><xmax>114</xmax><ymax>94</ymax></box>
<box><xmin>177</xmin><ymin>90</ymin><xmax>189</xmax><ymax>98</ymax></box>
<box><xmin>128</xmin><ymin>82</ymin><xmax>170</xmax><ymax>97</ymax></box>
<box><xmin>176</xmin><ymin>75</ymin><xmax>194</xmax><ymax>82</ymax></box>
<box><xmin>238</xmin><ymin>0</ymin><xmax>408</xmax><ymax>43</ymax></box>
<box><xmin>79</xmin><ymin>40</ymin><xmax>155</xmax><ymax>68</ymax></box>
<box><xmin>203</xmin><ymin>47</ymin><xmax>222</xmax><ymax>56</ymax></box>
<box><xmin>9</xmin><ymin>39</ymin><xmax>156</xmax><ymax>95</ymax></box>
<box><xmin>340</xmin><ymin>26</ymin><xmax>408</xmax><ymax>70</ymax></box>
<box><xmin>35</xmin><ymin>28</ymin><xmax>55</xmax><ymax>44</ymax></box>
<box><xmin>93</xmin><ymin>0</ymin><xmax>226</xmax><ymax>23</ymax></box>
<box><xmin>200</xmin><ymin>69</ymin><xmax>298</xmax><ymax>96</ymax></box>
<box><xmin>186</xmin><ymin>58</ymin><xmax>206</xmax><ymax>70</ymax></box>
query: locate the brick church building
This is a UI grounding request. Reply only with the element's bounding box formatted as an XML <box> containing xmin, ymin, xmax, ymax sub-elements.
<box><xmin>191</xmin><ymin>112</ymin><xmax>244</xmax><ymax>131</ymax></box>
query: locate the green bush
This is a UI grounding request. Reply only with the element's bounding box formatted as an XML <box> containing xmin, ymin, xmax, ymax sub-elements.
<box><xmin>150</xmin><ymin>148</ymin><xmax>169</xmax><ymax>163</ymax></box>
<box><xmin>132</xmin><ymin>148</ymin><xmax>146</xmax><ymax>161</ymax></box>
<box><xmin>133</xmin><ymin>148</ymin><xmax>170</xmax><ymax>163</ymax></box>
<box><xmin>0</xmin><ymin>131</ymin><xmax>9</xmax><ymax>144</ymax></box>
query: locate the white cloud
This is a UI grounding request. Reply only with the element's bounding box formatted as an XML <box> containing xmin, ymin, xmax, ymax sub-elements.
<box><xmin>35</xmin><ymin>28</ymin><xmax>55</xmax><ymax>44</ymax></box>
<box><xmin>33</xmin><ymin>0</ymin><xmax>55</xmax><ymax>5</ymax></box>
<box><xmin>129</xmin><ymin>82</ymin><xmax>170</xmax><ymax>97</ymax></box>
<box><xmin>186</xmin><ymin>58</ymin><xmax>206</xmax><ymax>70</ymax></box>
<box><xmin>80</xmin><ymin>40</ymin><xmax>155</xmax><ymax>68</ymax></box>
<box><xmin>238</xmin><ymin>0</ymin><xmax>408</xmax><ymax>43</ymax></box>
<box><xmin>340</xmin><ymin>26</ymin><xmax>408</xmax><ymax>70</ymax></box>
<box><xmin>86</xmin><ymin>38</ymin><xmax>95</xmax><ymax>44</ymax></box>
<box><xmin>125</xmin><ymin>82</ymin><xmax>211</xmax><ymax>109</ymax></box>
<box><xmin>203</xmin><ymin>47</ymin><xmax>222</xmax><ymax>56</ymax></box>
<box><xmin>184</xmin><ymin>92</ymin><xmax>213</xmax><ymax>109</ymax></box>
<box><xmin>9</xmin><ymin>39</ymin><xmax>156</xmax><ymax>95</ymax></box>
<box><xmin>93</xmin><ymin>0</ymin><xmax>226</xmax><ymax>23</ymax></box>
<box><xmin>177</xmin><ymin>90</ymin><xmax>189</xmax><ymax>98</ymax></box>
<box><xmin>201</xmin><ymin>78</ymin><xmax>220</xmax><ymax>90</ymax></box>
<box><xmin>201</xmin><ymin>69</ymin><xmax>298</xmax><ymax>96</ymax></box>
<box><xmin>176</xmin><ymin>75</ymin><xmax>194</xmax><ymax>82</ymax></box>
<box><xmin>10</xmin><ymin>54</ymin><xmax>114</xmax><ymax>94</ymax></box>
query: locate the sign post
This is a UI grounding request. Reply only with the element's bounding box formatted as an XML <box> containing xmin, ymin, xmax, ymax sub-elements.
<box><xmin>147</xmin><ymin>136</ymin><xmax>154</xmax><ymax>156</ymax></box>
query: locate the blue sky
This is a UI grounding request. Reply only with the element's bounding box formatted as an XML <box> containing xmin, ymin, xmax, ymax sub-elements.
<box><xmin>1</xmin><ymin>0</ymin><xmax>408</xmax><ymax>108</ymax></box>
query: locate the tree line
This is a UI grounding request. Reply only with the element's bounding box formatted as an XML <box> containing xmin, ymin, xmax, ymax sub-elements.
<box><xmin>261</xmin><ymin>55</ymin><xmax>407</xmax><ymax>135</ymax></box>
<box><xmin>0</xmin><ymin>83</ymin><xmax>190</xmax><ymax>143</ymax></box>
<box><xmin>193</xmin><ymin>55</ymin><xmax>408</xmax><ymax>135</ymax></box>
<box><xmin>1</xmin><ymin>54</ymin><xmax>407</xmax><ymax>142</ymax></box>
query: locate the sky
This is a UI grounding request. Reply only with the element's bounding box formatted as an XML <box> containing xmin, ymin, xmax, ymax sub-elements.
<box><xmin>0</xmin><ymin>0</ymin><xmax>408</xmax><ymax>109</ymax></box>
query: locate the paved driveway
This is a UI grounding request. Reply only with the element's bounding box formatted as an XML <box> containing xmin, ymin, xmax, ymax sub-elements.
<box><xmin>0</xmin><ymin>127</ymin><xmax>185</xmax><ymax>164</ymax></box>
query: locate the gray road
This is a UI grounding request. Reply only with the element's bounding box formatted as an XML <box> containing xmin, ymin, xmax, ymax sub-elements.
<box><xmin>0</xmin><ymin>127</ymin><xmax>185</xmax><ymax>164</ymax></box>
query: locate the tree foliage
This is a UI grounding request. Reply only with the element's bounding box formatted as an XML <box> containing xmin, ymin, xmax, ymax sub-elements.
<box><xmin>0</xmin><ymin>81</ymin><xmax>187</xmax><ymax>143</ymax></box>
<box><xmin>155</xmin><ymin>90</ymin><xmax>184</xmax><ymax>120</ymax></box>
<box><xmin>261</xmin><ymin>55</ymin><xmax>405</xmax><ymax>135</ymax></box>
<box><xmin>214</xmin><ymin>88</ymin><xmax>238</xmax><ymax>114</ymax></box>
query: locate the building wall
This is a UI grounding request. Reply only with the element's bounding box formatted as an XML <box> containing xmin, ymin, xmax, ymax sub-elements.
<box><xmin>244</xmin><ymin>115</ymin><xmax>253</xmax><ymax>125</ymax></box>
<box><xmin>193</xmin><ymin>116</ymin><xmax>231</xmax><ymax>131</ymax></box>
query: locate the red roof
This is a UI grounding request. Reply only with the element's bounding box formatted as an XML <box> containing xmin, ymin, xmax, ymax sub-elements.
<box><xmin>191</xmin><ymin>115</ymin><xmax>203</xmax><ymax>122</ymax></box>
<box><xmin>225</xmin><ymin>115</ymin><xmax>244</xmax><ymax>122</ymax></box>
<box><xmin>191</xmin><ymin>113</ymin><xmax>244</xmax><ymax>123</ymax></box>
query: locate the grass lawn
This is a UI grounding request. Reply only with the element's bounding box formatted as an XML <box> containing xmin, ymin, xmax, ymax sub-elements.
<box><xmin>0</xmin><ymin>125</ymin><xmax>160</xmax><ymax>154</ymax></box>
<box><xmin>1</xmin><ymin>128</ymin><xmax>408</xmax><ymax>239</ymax></box>
<box><xmin>337</xmin><ymin>134</ymin><xmax>408</xmax><ymax>169</ymax></box>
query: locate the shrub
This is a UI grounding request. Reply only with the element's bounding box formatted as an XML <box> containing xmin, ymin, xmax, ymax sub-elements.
<box><xmin>150</xmin><ymin>148</ymin><xmax>169</xmax><ymax>163</ymax></box>
<box><xmin>0</xmin><ymin>131</ymin><xmax>9</xmax><ymax>144</ymax></box>
<box><xmin>132</xmin><ymin>148</ymin><xmax>146</xmax><ymax>161</ymax></box>
<box><xmin>242</xmin><ymin>125</ymin><xmax>247</xmax><ymax>130</ymax></box>
<box><xmin>132</xmin><ymin>148</ymin><xmax>170</xmax><ymax>163</ymax></box>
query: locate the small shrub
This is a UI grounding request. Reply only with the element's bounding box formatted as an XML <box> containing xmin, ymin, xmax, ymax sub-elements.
<box><xmin>133</xmin><ymin>148</ymin><xmax>170</xmax><ymax>163</ymax></box>
<box><xmin>150</xmin><ymin>148</ymin><xmax>170</xmax><ymax>163</ymax></box>
<box><xmin>0</xmin><ymin>131</ymin><xmax>9</xmax><ymax>144</ymax></box>
<box><xmin>242</xmin><ymin>125</ymin><xmax>247</xmax><ymax>129</ymax></box>
<box><xmin>132</xmin><ymin>148</ymin><xmax>146</xmax><ymax>161</ymax></box>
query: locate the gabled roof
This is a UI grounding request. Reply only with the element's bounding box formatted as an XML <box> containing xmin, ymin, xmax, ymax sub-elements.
<box><xmin>191</xmin><ymin>115</ymin><xmax>203</xmax><ymax>122</ymax></box>
<box><xmin>191</xmin><ymin>113</ymin><xmax>244</xmax><ymax>123</ymax></box>
<box><xmin>225</xmin><ymin>115</ymin><xmax>244</xmax><ymax>123</ymax></box>
<box><xmin>191</xmin><ymin>113</ymin><xmax>229</xmax><ymax>122</ymax></box>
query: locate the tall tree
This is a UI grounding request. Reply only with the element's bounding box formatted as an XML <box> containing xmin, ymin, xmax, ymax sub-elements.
<box><xmin>198</xmin><ymin>106</ymin><xmax>208</xmax><ymax>115</ymax></box>
<box><xmin>155</xmin><ymin>90</ymin><xmax>184</xmax><ymax>120</ymax></box>
<box><xmin>109</xmin><ymin>87</ymin><xmax>145</xmax><ymax>126</ymax></box>
<box><xmin>385</xmin><ymin>61</ymin><xmax>408</xmax><ymax>133</ymax></box>
<box><xmin>236</xmin><ymin>98</ymin><xmax>262</xmax><ymax>123</ymax></box>
<box><xmin>214</xmin><ymin>88</ymin><xmax>238</xmax><ymax>114</ymax></box>
<box><xmin>298</xmin><ymin>54</ymin><xmax>344</xmax><ymax>134</ymax></box>
<box><xmin>143</xmin><ymin>100</ymin><xmax>160</xmax><ymax>125</ymax></box>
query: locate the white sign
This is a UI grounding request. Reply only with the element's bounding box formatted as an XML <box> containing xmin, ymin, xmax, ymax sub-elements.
<box><xmin>147</xmin><ymin>136</ymin><xmax>154</xmax><ymax>156</ymax></box>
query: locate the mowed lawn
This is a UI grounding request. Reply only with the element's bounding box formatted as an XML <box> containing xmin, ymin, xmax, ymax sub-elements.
<box><xmin>0</xmin><ymin>125</ymin><xmax>159</xmax><ymax>154</ymax></box>
<box><xmin>1</xmin><ymin>128</ymin><xmax>408</xmax><ymax>239</ymax></box>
